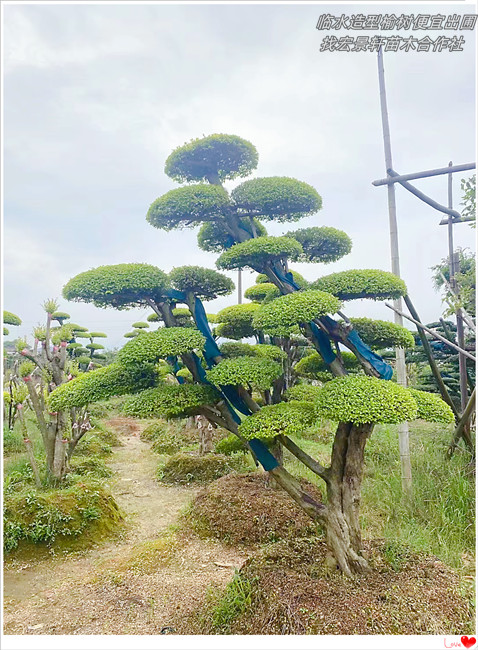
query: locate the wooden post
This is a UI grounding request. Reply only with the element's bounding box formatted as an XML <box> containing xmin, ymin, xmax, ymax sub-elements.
<box><xmin>377</xmin><ymin>47</ymin><xmax>412</xmax><ymax>495</ymax></box>
<box><xmin>447</xmin><ymin>162</ymin><xmax>469</xmax><ymax>416</ymax></box>
<box><xmin>237</xmin><ymin>269</ymin><xmax>242</xmax><ymax>304</ymax></box>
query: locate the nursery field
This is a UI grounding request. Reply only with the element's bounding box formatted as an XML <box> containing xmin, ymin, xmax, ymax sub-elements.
<box><xmin>3</xmin><ymin>399</ymin><xmax>475</xmax><ymax>635</ymax></box>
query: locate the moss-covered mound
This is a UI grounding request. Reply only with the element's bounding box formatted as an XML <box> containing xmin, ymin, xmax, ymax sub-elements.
<box><xmin>142</xmin><ymin>420</ymin><xmax>193</xmax><ymax>454</ymax></box>
<box><xmin>158</xmin><ymin>452</ymin><xmax>245</xmax><ymax>484</ymax></box>
<box><xmin>186</xmin><ymin>537</ymin><xmax>474</xmax><ymax>635</ymax></box>
<box><xmin>187</xmin><ymin>473</ymin><xmax>321</xmax><ymax>545</ymax></box>
<box><xmin>4</xmin><ymin>482</ymin><xmax>123</xmax><ymax>554</ymax></box>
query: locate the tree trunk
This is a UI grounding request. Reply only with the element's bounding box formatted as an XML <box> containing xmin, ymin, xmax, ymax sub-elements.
<box><xmin>325</xmin><ymin>422</ymin><xmax>374</xmax><ymax>577</ymax></box>
<box><xmin>197</xmin><ymin>416</ymin><xmax>214</xmax><ymax>455</ymax></box>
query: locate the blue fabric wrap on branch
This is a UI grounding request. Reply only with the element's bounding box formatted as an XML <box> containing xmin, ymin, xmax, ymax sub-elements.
<box><xmin>167</xmin><ymin>356</ymin><xmax>185</xmax><ymax>384</ymax></box>
<box><xmin>161</xmin><ymin>289</ymin><xmax>279</xmax><ymax>470</ymax></box>
<box><xmin>346</xmin><ymin>330</ymin><xmax>393</xmax><ymax>380</ymax></box>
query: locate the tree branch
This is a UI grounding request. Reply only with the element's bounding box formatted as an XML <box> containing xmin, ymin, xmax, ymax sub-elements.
<box><xmin>279</xmin><ymin>435</ymin><xmax>330</xmax><ymax>485</ymax></box>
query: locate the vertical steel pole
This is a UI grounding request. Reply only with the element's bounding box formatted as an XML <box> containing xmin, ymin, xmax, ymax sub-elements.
<box><xmin>377</xmin><ymin>48</ymin><xmax>412</xmax><ymax>494</ymax></box>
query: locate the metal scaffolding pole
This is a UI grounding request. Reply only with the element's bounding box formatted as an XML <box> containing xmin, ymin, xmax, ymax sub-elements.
<box><xmin>377</xmin><ymin>48</ymin><xmax>412</xmax><ymax>495</ymax></box>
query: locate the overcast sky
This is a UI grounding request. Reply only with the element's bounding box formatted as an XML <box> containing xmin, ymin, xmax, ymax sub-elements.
<box><xmin>3</xmin><ymin>1</ymin><xmax>476</xmax><ymax>350</ymax></box>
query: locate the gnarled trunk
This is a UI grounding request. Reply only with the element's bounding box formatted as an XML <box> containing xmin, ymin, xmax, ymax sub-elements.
<box><xmin>325</xmin><ymin>421</ymin><xmax>374</xmax><ymax>577</ymax></box>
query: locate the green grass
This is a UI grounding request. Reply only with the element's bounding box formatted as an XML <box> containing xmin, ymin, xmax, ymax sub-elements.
<box><xmin>283</xmin><ymin>420</ymin><xmax>475</xmax><ymax>570</ymax></box>
<box><xmin>205</xmin><ymin>571</ymin><xmax>257</xmax><ymax>633</ymax></box>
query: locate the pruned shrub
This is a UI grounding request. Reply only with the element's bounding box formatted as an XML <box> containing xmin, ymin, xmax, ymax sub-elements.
<box><xmin>158</xmin><ymin>452</ymin><xmax>246</xmax><ymax>484</ymax></box>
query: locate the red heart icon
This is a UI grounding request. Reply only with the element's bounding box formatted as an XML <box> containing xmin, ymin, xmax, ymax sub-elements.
<box><xmin>461</xmin><ymin>637</ymin><xmax>476</xmax><ymax>649</ymax></box>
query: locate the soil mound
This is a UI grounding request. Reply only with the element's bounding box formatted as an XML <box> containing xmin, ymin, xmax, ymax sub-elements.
<box><xmin>188</xmin><ymin>472</ymin><xmax>322</xmax><ymax>545</ymax></box>
<box><xmin>186</xmin><ymin>537</ymin><xmax>474</xmax><ymax>634</ymax></box>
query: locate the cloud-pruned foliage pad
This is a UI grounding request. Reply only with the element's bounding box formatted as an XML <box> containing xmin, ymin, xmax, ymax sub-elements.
<box><xmin>408</xmin><ymin>388</ymin><xmax>455</xmax><ymax>424</ymax></box>
<box><xmin>253</xmin><ymin>290</ymin><xmax>341</xmax><ymax>336</ymax></box>
<box><xmin>317</xmin><ymin>376</ymin><xmax>418</xmax><ymax>424</ymax></box>
<box><xmin>206</xmin><ymin>356</ymin><xmax>283</xmax><ymax>390</ymax></box>
<box><xmin>348</xmin><ymin>318</ymin><xmax>415</xmax><ymax>349</ymax></box>
<box><xmin>63</xmin><ymin>264</ymin><xmax>170</xmax><ymax>309</ymax></box>
<box><xmin>285</xmin><ymin>226</ymin><xmax>352</xmax><ymax>263</ymax></box>
<box><xmin>311</xmin><ymin>269</ymin><xmax>407</xmax><ymax>301</ymax></box>
<box><xmin>244</xmin><ymin>283</ymin><xmax>280</xmax><ymax>303</ymax></box>
<box><xmin>3</xmin><ymin>311</ymin><xmax>22</xmax><ymax>326</ymax></box>
<box><xmin>215</xmin><ymin>303</ymin><xmax>261</xmax><ymax>340</ymax></box>
<box><xmin>256</xmin><ymin>270</ymin><xmax>308</xmax><ymax>288</ymax></box>
<box><xmin>118</xmin><ymin>328</ymin><xmax>205</xmax><ymax>365</ymax></box>
<box><xmin>147</xmin><ymin>184</ymin><xmax>231</xmax><ymax>230</ymax></box>
<box><xmin>169</xmin><ymin>265</ymin><xmax>234</xmax><ymax>300</ymax></box>
<box><xmin>231</xmin><ymin>177</ymin><xmax>322</xmax><ymax>222</ymax></box>
<box><xmin>216</xmin><ymin>236</ymin><xmax>303</xmax><ymax>271</ymax></box>
<box><xmin>238</xmin><ymin>402</ymin><xmax>319</xmax><ymax>441</ymax></box>
<box><xmin>123</xmin><ymin>384</ymin><xmax>221</xmax><ymax>419</ymax></box>
<box><xmin>48</xmin><ymin>364</ymin><xmax>156</xmax><ymax>410</ymax></box>
<box><xmin>164</xmin><ymin>134</ymin><xmax>258</xmax><ymax>183</ymax></box>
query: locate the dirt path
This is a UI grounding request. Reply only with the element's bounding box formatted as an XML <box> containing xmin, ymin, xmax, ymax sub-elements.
<box><xmin>3</xmin><ymin>418</ymin><xmax>249</xmax><ymax>635</ymax></box>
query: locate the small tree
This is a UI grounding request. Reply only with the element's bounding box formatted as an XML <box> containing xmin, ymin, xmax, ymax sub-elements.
<box><xmin>56</xmin><ymin>134</ymin><xmax>454</xmax><ymax>575</ymax></box>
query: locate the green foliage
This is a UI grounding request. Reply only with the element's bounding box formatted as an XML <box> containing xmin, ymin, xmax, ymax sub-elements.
<box><xmin>164</xmin><ymin>133</ymin><xmax>258</xmax><ymax>183</ymax></box>
<box><xmin>198</xmin><ymin>218</ymin><xmax>267</xmax><ymax>253</ymax></box>
<box><xmin>52</xmin><ymin>327</ymin><xmax>75</xmax><ymax>346</ymax></box>
<box><xmin>43</xmin><ymin>298</ymin><xmax>59</xmax><ymax>314</ymax></box>
<box><xmin>408</xmin><ymin>388</ymin><xmax>455</xmax><ymax>424</ymax></box>
<box><xmin>251</xmin><ymin>344</ymin><xmax>287</xmax><ymax>362</ymax></box>
<box><xmin>208</xmin><ymin>571</ymin><xmax>256</xmax><ymax>633</ymax></box>
<box><xmin>311</xmin><ymin>269</ymin><xmax>407</xmax><ymax>301</ymax></box>
<box><xmin>317</xmin><ymin>376</ymin><xmax>418</xmax><ymax>424</ymax></box>
<box><xmin>86</xmin><ymin>343</ymin><xmax>105</xmax><ymax>350</ymax></box>
<box><xmin>253</xmin><ymin>290</ymin><xmax>341</xmax><ymax>336</ymax></box>
<box><xmin>244</xmin><ymin>283</ymin><xmax>279</xmax><ymax>303</ymax></box>
<box><xmin>169</xmin><ymin>265</ymin><xmax>234</xmax><ymax>300</ymax></box>
<box><xmin>285</xmin><ymin>226</ymin><xmax>352</xmax><ymax>263</ymax></box>
<box><xmin>284</xmin><ymin>384</ymin><xmax>323</xmax><ymax>402</ymax></box>
<box><xmin>131</xmin><ymin>322</ymin><xmax>149</xmax><ymax>329</ymax></box>
<box><xmin>158</xmin><ymin>452</ymin><xmax>245</xmax><ymax>484</ymax></box>
<box><xmin>215</xmin><ymin>435</ymin><xmax>248</xmax><ymax>455</ymax></box>
<box><xmin>48</xmin><ymin>363</ymin><xmax>156</xmax><ymax>410</ymax></box>
<box><xmin>206</xmin><ymin>356</ymin><xmax>283</xmax><ymax>390</ymax></box>
<box><xmin>3</xmin><ymin>311</ymin><xmax>22</xmax><ymax>326</ymax></box>
<box><xmin>3</xmin><ymin>327</ymin><xmax>8</xmax><ymax>336</ymax></box>
<box><xmin>70</xmin><ymin>324</ymin><xmax>88</xmax><ymax>332</ymax></box>
<box><xmin>215</xmin><ymin>303</ymin><xmax>261</xmax><ymax>340</ymax></box>
<box><xmin>18</xmin><ymin>360</ymin><xmax>36</xmax><ymax>378</ymax></box>
<box><xmin>238</xmin><ymin>402</ymin><xmax>318</xmax><ymax>441</ymax></box>
<box><xmin>118</xmin><ymin>327</ymin><xmax>205</xmax><ymax>366</ymax></box>
<box><xmin>216</xmin><ymin>236</ymin><xmax>303</xmax><ymax>272</ymax></box>
<box><xmin>124</xmin><ymin>331</ymin><xmax>139</xmax><ymax>338</ymax></box>
<box><xmin>432</xmin><ymin>248</ymin><xmax>476</xmax><ymax>317</ymax></box>
<box><xmin>361</xmin><ymin>421</ymin><xmax>473</xmax><ymax>568</ymax></box>
<box><xmin>348</xmin><ymin>318</ymin><xmax>415</xmax><ymax>349</ymax></box>
<box><xmin>460</xmin><ymin>174</ymin><xmax>476</xmax><ymax>224</ymax></box>
<box><xmin>51</xmin><ymin>311</ymin><xmax>70</xmax><ymax>321</ymax></box>
<box><xmin>256</xmin><ymin>269</ymin><xmax>308</xmax><ymax>288</ymax></box>
<box><xmin>89</xmin><ymin>332</ymin><xmax>107</xmax><ymax>338</ymax></box>
<box><xmin>147</xmin><ymin>184</ymin><xmax>230</xmax><ymax>230</ymax></box>
<box><xmin>147</xmin><ymin>312</ymin><xmax>160</xmax><ymax>322</ymax></box>
<box><xmin>3</xmin><ymin>482</ymin><xmax>122</xmax><ymax>553</ymax></box>
<box><xmin>33</xmin><ymin>326</ymin><xmax>47</xmax><ymax>341</ymax></box>
<box><xmin>123</xmin><ymin>384</ymin><xmax>220</xmax><ymax>419</ymax></box>
<box><xmin>294</xmin><ymin>350</ymin><xmax>359</xmax><ymax>379</ymax></box>
<box><xmin>63</xmin><ymin>263</ymin><xmax>170</xmax><ymax>309</ymax></box>
<box><xmin>219</xmin><ymin>342</ymin><xmax>257</xmax><ymax>358</ymax></box>
<box><xmin>3</xmin><ymin>427</ymin><xmax>26</xmax><ymax>454</ymax></box>
<box><xmin>231</xmin><ymin>177</ymin><xmax>322</xmax><ymax>222</ymax></box>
